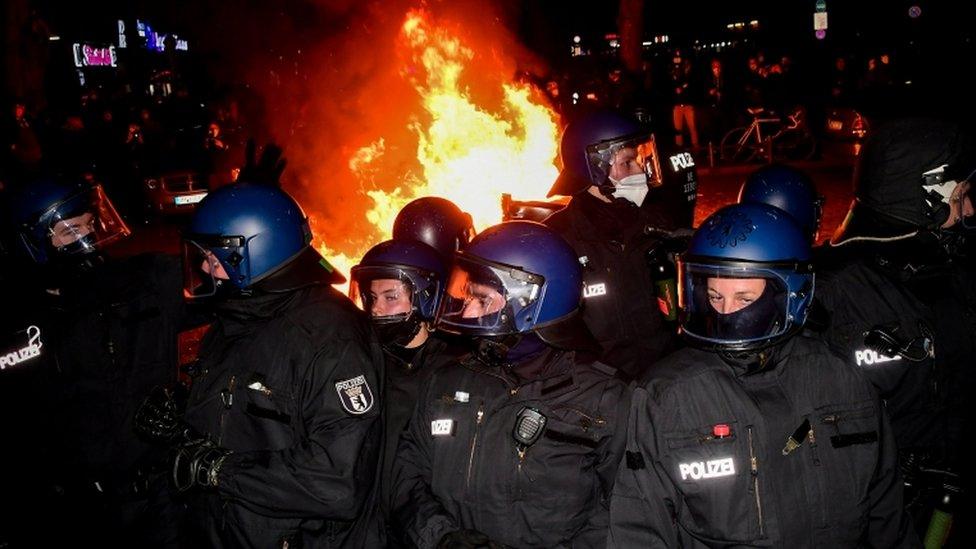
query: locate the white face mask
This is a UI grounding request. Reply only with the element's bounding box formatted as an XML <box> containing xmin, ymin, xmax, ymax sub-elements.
<box><xmin>610</xmin><ymin>174</ymin><xmax>649</xmax><ymax>206</ymax></box>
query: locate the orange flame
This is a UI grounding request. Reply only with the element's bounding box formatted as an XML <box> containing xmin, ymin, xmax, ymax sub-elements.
<box><xmin>317</xmin><ymin>9</ymin><xmax>560</xmax><ymax>293</ymax></box>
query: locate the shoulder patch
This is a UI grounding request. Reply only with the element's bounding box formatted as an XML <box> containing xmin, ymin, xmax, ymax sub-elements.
<box><xmin>335</xmin><ymin>375</ymin><xmax>375</xmax><ymax>415</ymax></box>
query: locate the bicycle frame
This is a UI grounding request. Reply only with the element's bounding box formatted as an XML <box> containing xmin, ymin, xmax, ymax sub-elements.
<box><xmin>721</xmin><ymin>108</ymin><xmax>814</xmax><ymax>164</ymax></box>
<box><xmin>735</xmin><ymin>116</ymin><xmax>782</xmax><ymax>148</ymax></box>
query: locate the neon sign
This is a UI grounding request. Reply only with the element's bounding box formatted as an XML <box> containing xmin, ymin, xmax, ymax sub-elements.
<box><xmin>132</xmin><ymin>19</ymin><xmax>189</xmax><ymax>52</ymax></box>
<box><xmin>72</xmin><ymin>43</ymin><xmax>118</xmax><ymax>68</ymax></box>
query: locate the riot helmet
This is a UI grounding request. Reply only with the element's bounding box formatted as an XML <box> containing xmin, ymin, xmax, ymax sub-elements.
<box><xmin>350</xmin><ymin>239</ymin><xmax>447</xmax><ymax>348</ymax></box>
<box><xmin>678</xmin><ymin>203</ymin><xmax>814</xmax><ymax>352</ymax></box>
<box><xmin>437</xmin><ymin>221</ymin><xmax>597</xmax><ymax>352</ymax></box>
<box><xmin>183</xmin><ymin>183</ymin><xmax>343</xmax><ymax>299</ymax></box>
<box><xmin>832</xmin><ymin>117</ymin><xmax>976</xmax><ymax>247</ymax></box>
<box><xmin>7</xmin><ymin>179</ymin><xmax>129</xmax><ymax>268</ymax></box>
<box><xmin>548</xmin><ymin>109</ymin><xmax>663</xmax><ymax>202</ymax></box>
<box><xmin>738</xmin><ymin>164</ymin><xmax>824</xmax><ymax>243</ymax></box>
<box><xmin>392</xmin><ymin>197</ymin><xmax>475</xmax><ymax>260</ymax></box>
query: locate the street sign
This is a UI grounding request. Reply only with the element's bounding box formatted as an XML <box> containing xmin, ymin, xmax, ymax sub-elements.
<box><xmin>814</xmin><ymin>12</ymin><xmax>828</xmax><ymax>31</ymax></box>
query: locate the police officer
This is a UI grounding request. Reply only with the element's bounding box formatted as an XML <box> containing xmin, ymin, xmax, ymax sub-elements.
<box><xmin>544</xmin><ymin>109</ymin><xmax>697</xmax><ymax>379</ymax></box>
<box><xmin>1</xmin><ymin>179</ymin><xmax>185</xmax><ymax>547</ymax></box>
<box><xmin>170</xmin><ymin>183</ymin><xmax>383</xmax><ymax>547</ymax></box>
<box><xmin>818</xmin><ymin>118</ymin><xmax>976</xmax><ymax>538</ymax></box>
<box><xmin>393</xmin><ymin>221</ymin><xmax>629</xmax><ymax>548</ymax></box>
<box><xmin>392</xmin><ymin>196</ymin><xmax>476</xmax><ymax>261</ymax></box>
<box><xmin>609</xmin><ymin>203</ymin><xmax>916</xmax><ymax>547</ymax></box>
<box><xmin>349</xmin><ymin>239</ymin><xmax>463</xmax><ymax>546</ymax></box>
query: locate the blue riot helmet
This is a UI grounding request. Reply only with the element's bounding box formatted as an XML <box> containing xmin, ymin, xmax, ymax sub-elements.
<box><xmin>548</xmin><ymin>109</ymin><xmax>663</xmax><ymax>198</ymax></box>
<box><xmin>7</xmin><ymin>179</ymin><xmax>130</xmax><ymax>266</ymax></box>
<box><xmin>392</xmin><ymin>197</ymin><xmax>475</xmax><ymax>261</ymax></box>
<box><xmin>678</xmin><ymin>203</ymin><xmax>815</xmax><ymax>352</ymax></box>
<box><xmin>437</xmin><ymin>220</ymin><xmax>598</xmax><ymax>351</ymax></box>
<box><xmin>738</xmin><ymin>164</ymin><xmax>824</xmax><ymax>243</ymax></box>
<box><xmin>350</xmin><ymin>239</ymin><xmax>447</xmax><ymax>348</ymax></box>
<box><xmin>183</xmin><ymin>183</ymin><xmax>344</xmax><ymax>299</ymax></box>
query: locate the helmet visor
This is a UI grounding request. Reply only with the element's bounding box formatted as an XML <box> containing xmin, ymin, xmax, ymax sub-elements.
<box><xmin>437</xmin><ymin>255</ymin><xmax>544</xmax><ymax>336</ymax></box>
<box><xmin>586</xmin><ymin>132</ymin><xmax>663</xmax><ymax>187</ymax></box>
<box><xmin>679</xmin><ymin>262</ymin><xmax>790</xmax><ymax>346</ymax></box>
<box><xmin>181</xmin><ymin>235</ymin><xmax>248</xmax><ymax>299</ymax></box>
<box><xmin>35</xmin><ymin>185</ymin><xmax>129</xmax><ymax>258</ymax></box>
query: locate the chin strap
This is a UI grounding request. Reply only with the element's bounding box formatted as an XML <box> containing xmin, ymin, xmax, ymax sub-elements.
<box><xmin>475</xmin><ymin>334</ymin><xmax>523</xmax><ymax>367</ymax></box>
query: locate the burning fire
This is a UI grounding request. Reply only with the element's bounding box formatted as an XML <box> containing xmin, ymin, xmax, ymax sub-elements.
<box><xmin>317</xmin><ymin>9</ymin><xmax>560</xmax><ymax>292</ymax></box>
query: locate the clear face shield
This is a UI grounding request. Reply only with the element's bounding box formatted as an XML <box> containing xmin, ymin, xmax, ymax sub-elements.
<box><xmin>349</xmin><ymin>267</ymin><xmax>417</xmax><ymax>322</ymax></box>
<box><xmin>182</xmin><ymin>235</ymin><xmax>247</xmax><ymax>299</ymax></box>
<box><xmin>27</xmin><ymin>185</ymin><xmax>129</xmax><ymax>262</ymax></box>
<box><xmin>586</xmin><ymin>132</ymin><xmax>663</xmax><ymax>188</ymax></box>
<box><xmin>679</xmin><ymin>262</ymin><xmax>792</xmax><ymax>348</ymax></box>
<box><xmin>437</xmin><ymin>254</ymin><xmax>545</xmax><ymax>337</ymax></box>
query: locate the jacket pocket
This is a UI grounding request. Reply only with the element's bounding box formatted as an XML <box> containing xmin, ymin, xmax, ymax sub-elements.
<box><xmin>241</xmin><ymin>373</ymin><xmax>296</xmax><ymax>427</ymax></box>
<box><xmin>662</xmin><ymin>421</ymin><xmax>764</xmax><ymax>544</ymax></box>
<box><xmin>812</xmin><ymin>400</ymin><xmax>878</xmax><ymax>528</ymax></box>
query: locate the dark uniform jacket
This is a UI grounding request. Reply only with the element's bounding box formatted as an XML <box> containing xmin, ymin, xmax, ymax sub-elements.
<box><xmin>371</xmin><ymin>336</ymin><xmax>466</xmax><ymax>547</ymax></box>
<box><xmin>2</xmin><ymin>254</ymin><xmax>185</xmax><ymax>546</ymax></box>
<box><xmin>609</xmin><ymin>335</ymin><xmax>917</xmax><ymax>548</ymax></box>
<box><xmin>1</xmin><ymin>274</ymin><xmax>60</xmax><ymax>545</ymax></box>
<box><xmin>816</xmin><ymin>244</ymin><xmax>975</xmax><ymax>470</ymax></box>
<box><xmin>182</xmin><ymin>284</ymin><xmax>384</xmax><ymax>548</ymax></box>
<box><xmin>393</xmin><ymin>349</ymin><xmax>630</xmax><ymax>548</ymax></box>
<box><xmin>815</xmin><ymin>249</ymin><xmax>938</xmax><ymax>455</ymax></box>
<box><xmin>545</xmin><ymin>192</ymin><xmax>683</xmax><ymax>379</ymax></box>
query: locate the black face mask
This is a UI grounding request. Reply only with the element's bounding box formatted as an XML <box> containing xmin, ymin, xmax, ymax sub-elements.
<box><xmin>505</xmin><ymin>332</ymin><xmax>548</xmax><ymax>364</ymax></box>
<box><xmin>373</xmin><ymin>312</ymin><xmax>424</xmax><ymax>350</ymax></box>
<box><xmin>704</xmin><ymin>284</ymin><xmax>784</xmax><ymax>342</ymax></box>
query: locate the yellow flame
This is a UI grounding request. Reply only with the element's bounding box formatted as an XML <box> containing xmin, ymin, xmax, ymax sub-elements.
<box><xmin>326</xmin><ymin>9</ymin><xmax>560</xmax><ymax>295</ymax></box>
<box><xmin>384</xmin><ymin>9</ymin><xmax>560</xmax><ymax>230</ymax></box>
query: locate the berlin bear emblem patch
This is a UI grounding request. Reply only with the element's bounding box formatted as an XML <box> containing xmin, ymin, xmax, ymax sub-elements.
<box><xmin>335</xmin><ymin>375</ymin><xmax>375</xmax><ymax>415</ymax></box>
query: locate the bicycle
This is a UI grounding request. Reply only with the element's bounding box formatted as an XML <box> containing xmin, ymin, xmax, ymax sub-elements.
<box><xmin>719</xmin><ymin>107</ymin><xmax>817</xmax><ymax>164</ymax></box>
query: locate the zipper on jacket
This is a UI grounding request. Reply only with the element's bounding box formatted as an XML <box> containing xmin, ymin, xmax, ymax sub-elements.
<box><xmin>465</xmin><ymin>402</ymin><xmax>485</xmax><ymax>490</ymax></box>
<box><xmin>807</xmin><ymin>423</ymin><xmax>821</xmax><ymax>466</ymax></box>
<box><xmin>516</xmin><ymin>445</ymin><xmax>536</xmax><ymax>494</ymax></box>
<box><xmin>218</xmin><ymin>375</ymin><xmax>236</xmax><ymax>445</ymax></box>
<box><xmin>747</xmin><ymin>426</ymin><xmax>765</xmax><ymax>537</ymax></box>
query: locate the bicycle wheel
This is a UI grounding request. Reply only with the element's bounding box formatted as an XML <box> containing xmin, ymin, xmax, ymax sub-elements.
<box><xmin>774</xmin><ymin>129</ymin><xmax>817</xmax><ymax>161</ymax></box>
<box><xmin>720</xmin><ymin>126</ymin><xmax>759</xmax><ymax>164</ymax></box>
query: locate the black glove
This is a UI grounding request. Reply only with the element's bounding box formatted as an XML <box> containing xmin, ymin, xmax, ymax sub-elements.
<box><xmin>237</xmin><ymin>139</ymin><xmax>286</xmax><ymax>186</ymax></box>
<box><xmin>171</xmin><ymin>438</ymin><xmax>232</xmax><ymax>493</ymax></box>
<box><xmin>135</xmin><ymin>384</ymin><xmax>191</xmax><ymax>443</ymax></box>
<box><xmin>437</xmin><ymin>529</ymin><xmax>505</xmax><ymax>549</ymax></box>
